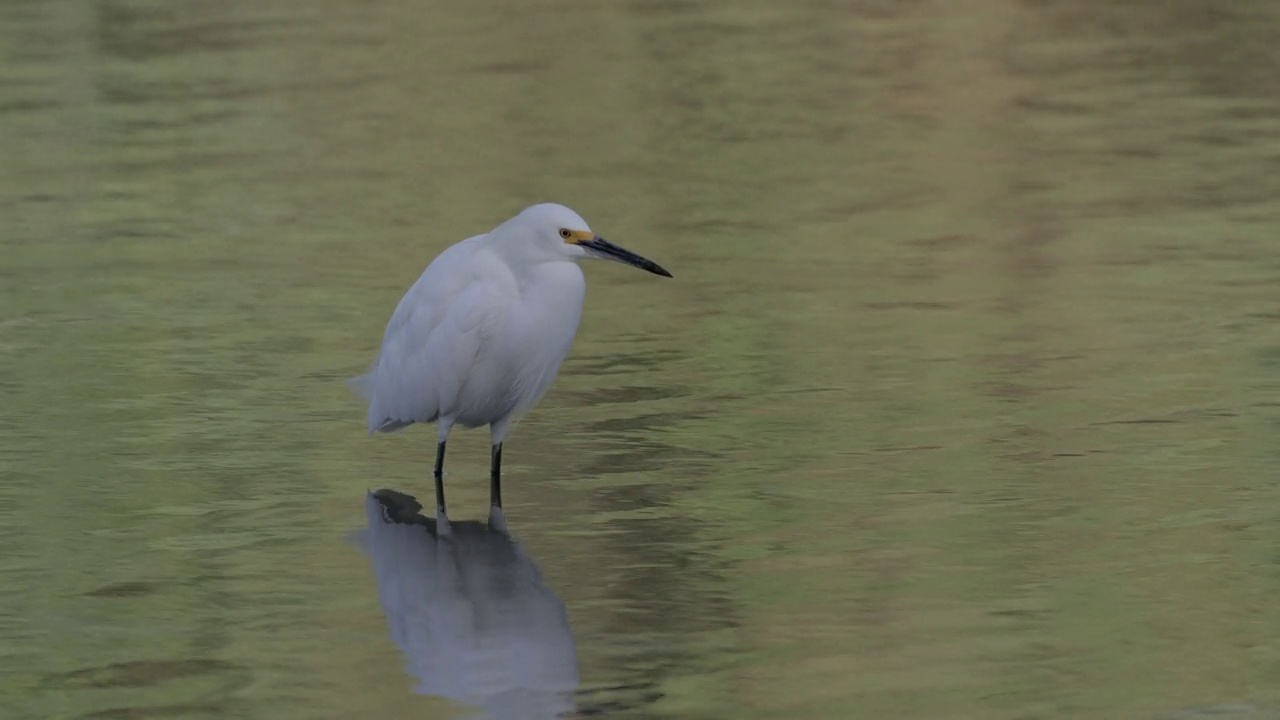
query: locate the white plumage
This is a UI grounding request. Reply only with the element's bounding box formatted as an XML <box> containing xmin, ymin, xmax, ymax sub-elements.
<box><xmin>352</xmin><ymin>203</ymin><xmax>671</xmax><ymax>521</ymax></box>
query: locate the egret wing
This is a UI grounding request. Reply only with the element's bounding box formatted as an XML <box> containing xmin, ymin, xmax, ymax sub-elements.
<box><xmin>354</xmin><ymin>235</ymin><xmax>489</xmax><ymax>433</ymax></box>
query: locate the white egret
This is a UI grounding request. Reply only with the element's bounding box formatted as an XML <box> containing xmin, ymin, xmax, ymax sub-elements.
<box><xmin>351</xmin><ymin>203</ymin><xmax>671</xmax><ymax>522</ymax></box>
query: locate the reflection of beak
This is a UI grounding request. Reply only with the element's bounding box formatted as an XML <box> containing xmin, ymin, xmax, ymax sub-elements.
<box><xmin>578</xmin><ymin>236</ymin><xmax>673</xmax><ymax>278</ymax></box>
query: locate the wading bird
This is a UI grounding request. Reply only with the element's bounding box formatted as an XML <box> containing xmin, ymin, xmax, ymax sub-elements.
<box><xmin>352</xmin><ymin>203</ymin><xmax>671</xmax><ymax>524</ymax></box>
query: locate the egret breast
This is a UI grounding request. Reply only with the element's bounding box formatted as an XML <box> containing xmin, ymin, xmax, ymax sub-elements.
<box><xmin>452</xmin><ymin>261</ymin><xmax>585</xmax><ymax>428</ymax></box>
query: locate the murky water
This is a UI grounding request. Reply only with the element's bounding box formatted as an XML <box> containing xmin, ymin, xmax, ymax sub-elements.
<box><xmin>4</xmin><ymin>1</ymin><xmax>1280</xmax><ymax>718</ymax></box>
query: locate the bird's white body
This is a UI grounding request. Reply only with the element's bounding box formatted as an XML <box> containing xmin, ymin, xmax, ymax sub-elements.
<box><xmin>352</xmin><ymin>202</ymin><xmax>669</xmax><ymax>516</ymax></box>
<box><xmin>357</xmin><ymin>211</ymin><xmax>587</xmax><ymax>443</ymax></box>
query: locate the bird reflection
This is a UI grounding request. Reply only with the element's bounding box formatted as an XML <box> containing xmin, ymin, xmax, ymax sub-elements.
<box><xmin>358</xmin><ymin>489</ymin><xmax>579</xmax><ymax>719</ymax></box>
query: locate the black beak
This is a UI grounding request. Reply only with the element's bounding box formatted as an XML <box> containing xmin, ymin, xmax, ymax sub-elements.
<box><xmin>579</xmin><ymin>236</ymin><xmax>673</xmax><ymax>278</ymax></box>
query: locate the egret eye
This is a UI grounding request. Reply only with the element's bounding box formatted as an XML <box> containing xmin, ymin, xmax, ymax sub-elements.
<box><xmin>559</xmin><ymin>229</ymin><xmax>572</xmax><ymax>239</ymax></box>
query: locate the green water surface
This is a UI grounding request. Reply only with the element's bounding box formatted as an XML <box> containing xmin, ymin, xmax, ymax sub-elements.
<box><xmin>3</xmin><ymin>1</ymin><xmax>1280</xmax><ymax>718</ymax></box>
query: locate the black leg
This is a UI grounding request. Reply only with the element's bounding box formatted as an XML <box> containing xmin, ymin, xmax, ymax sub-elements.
<box><xmin>433</xmin><ymin>440</ymin><xmax>447</xmax><ymax>516</ymax></box>
<box><xmin>489</xmin><ymin>442</ymin><xmax>503</xmax><ymax>509</ymax></box>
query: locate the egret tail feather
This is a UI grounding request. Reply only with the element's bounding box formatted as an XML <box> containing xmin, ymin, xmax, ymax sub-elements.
<box><xmin>373</xmin><ymin>418</ymin><xmax>415</xmax><ymax>433</ymax></box>
<box><xmin>346</xmin><ymin>371</ymin><xmax>374</xmax><ymax>398</ymax></box>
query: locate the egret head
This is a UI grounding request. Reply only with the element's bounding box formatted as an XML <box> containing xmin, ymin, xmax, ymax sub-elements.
<box><xmin>509</xmin><ymin>203</ymin><xmax>673</xmax><ymax>278</ymax></box>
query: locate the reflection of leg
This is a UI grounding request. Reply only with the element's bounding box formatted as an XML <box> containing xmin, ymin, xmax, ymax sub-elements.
<box><xmin>489</xmin><ymin>442</ymin><xmax>503</xmax><ymax>510</ymax></box>
<box><xmin>433</xmin><ymin>440</ymin><xmax>447</xmax><ymax>517</ymax></box>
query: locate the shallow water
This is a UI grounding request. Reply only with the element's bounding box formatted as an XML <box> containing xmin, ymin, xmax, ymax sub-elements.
<box><xmin>3</xmin><ymin>1</ymin><xmax>1280</xmax><ymax>718</ymax></box>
